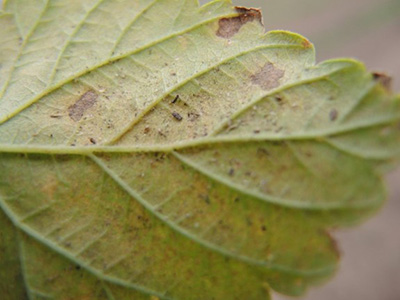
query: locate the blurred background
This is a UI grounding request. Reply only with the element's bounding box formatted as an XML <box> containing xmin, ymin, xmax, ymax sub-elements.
<box><xmin>200</xmin><ymin>1</ymin><xmax>400</xmax><ymax>299</ymax></box>
<box><xmin>2</xmin><ymin>0</ymin><xmax>399</xmax><ymax>299</ymax></box>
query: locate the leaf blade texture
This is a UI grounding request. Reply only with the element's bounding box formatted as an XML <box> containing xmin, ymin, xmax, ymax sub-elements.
<box><xmin>0</xmin><ymin>0</ymin><xmax>399</xmax><ymax>299</ymax></box>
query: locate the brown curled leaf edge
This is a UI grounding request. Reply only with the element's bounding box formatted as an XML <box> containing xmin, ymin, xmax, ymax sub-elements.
<box><xmin>0</xmin><ymin>1</ymin><xmax>399</xmax><ymax>300</ymax></box>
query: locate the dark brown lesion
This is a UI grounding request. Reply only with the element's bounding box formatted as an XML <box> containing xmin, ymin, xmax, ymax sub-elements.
<box><xmin>172</xmin><ymin>112</ymin><xmax>183</xmax><ymax>121</ymax></box>
<box><xmin>329</xmin><ymin>109</ymin><xmax>339</xmax><ymax>121</ymax></box>
<box><xmin>251</xmin><ymin>63</ymin><xmax>285</xmax><ymax>90</ymax></box>
<box><xmin>68</xmin><ymin>90</ymin><xmax>98</xmax><ymax>121</ymax></box>
<box><xmin>216</xmin><ymin>7</ymin><xmax>263</xmax><ymax>39</ymax></box>
<box><xmin>372</xmin><ymin>72</ymin><xmax>392</xmax><ymax>92</ymax></box>
<box><xmin>302</xmin><ymin>38</ymin><xmax>313</xmax><ymax>49</ymax></box>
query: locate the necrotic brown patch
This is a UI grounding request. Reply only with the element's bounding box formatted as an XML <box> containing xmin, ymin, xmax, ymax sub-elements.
<box><xmin>251</xmin><ymin>63</ymin><xmax>285</xmax><ymax>90</ymax></box>
<box><xmin>302</xmin><ymin>39</ymin><xmax>313</xmax><ymax>48</ymax></box>
<box><xmin>372</xmin><ymin>72</ymin><xmax>392</xmax><ymax>92</ymax></box>
<box><xmin>216</xmin><ymin>7</ymin><xmax>263</xmax><ymax>39</ymax></box>
<box><xmin>68</xmin><ymin>90</ymin><xmax>98</xmax><ymax>121</ymax></box>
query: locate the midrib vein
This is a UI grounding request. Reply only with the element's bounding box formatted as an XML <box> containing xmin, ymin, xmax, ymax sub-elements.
<box><xmin>0</xmin><ymin>114</ymin><xmax>398</xmax><ymax>155</ymax></box>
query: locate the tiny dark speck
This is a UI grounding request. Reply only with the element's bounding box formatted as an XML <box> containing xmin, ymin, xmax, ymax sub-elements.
<box><xmin>90</xmin><ymin>138</ymin><xmax>96</xmax><ymax>144</ymax></box>
<box><xmin>172</xmin><ymin>112</ymin><xmax>183</xmax><ymax>121</ymax></box>
<box><xmin>228</xmin><ymin>168</ymin><xmax>235</xmax><ymax>176</ymax></box>
<box><xmin>172</xmin><ymin>95</ymin><xmax>180</xmax><ymax>104</ymax></box>
<box><xmin>329</xmin><ymin>109</ymin><xmax>338</xmax><ymax>121</ymax></box>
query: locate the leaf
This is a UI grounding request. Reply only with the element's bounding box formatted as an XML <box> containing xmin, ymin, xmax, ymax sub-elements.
<box><xmin>0</xmin><ymin>1</ymin><xmax>399</xmax><ymax>299</ymax></box>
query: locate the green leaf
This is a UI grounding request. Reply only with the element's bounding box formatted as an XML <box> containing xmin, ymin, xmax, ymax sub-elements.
<box><xmin>0</xmin><ymin>1</ymin><xmax>399</xmax><ymax>299</ymax></box>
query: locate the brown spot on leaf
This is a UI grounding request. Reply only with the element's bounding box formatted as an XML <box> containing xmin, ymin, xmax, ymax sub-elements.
<box><xmin>200</xmin><ymin>194</ymin><xmax>211</xmax><ymax>204</ymax></box>
<box><xmin>187</xmin><ymin>112</ymin><xmax>200</xmax><ymax>121</ymax></box>
<box><xmin>323</xmin><ymin>230</ymin><xmax>341</xmax><ymax>259</ymax></box>
<box><xmin>68</xmin><ymin>90</ymin><xmax>98</xmax><ymax>121</ymax></box>
<box><xmin>50</xmin><ymin>114</ymin><xmax>62</xmax><ymax>119</ymax></box>
<box><xmin>172</xmin><ymin>112</ymin><xmax>183</xmax><ymax>121</ymax></box>
<box><xmin>373</xmin><ymin>72</ymin><xmax>392</xmax><ymax>91</ymax></box>
<box><xmin>171</xmin><ymin>95</ymin><xmax>180</xmax><ymax>104</ymax></box>
<box><xmin>302</xmin><ymin>38</ymin><xmax>313</xmax><ymax>48</ymax></box>
<box><xmin>216</xmin><ymin>7</ymin><xmax>263</xmax><ymax>39</ymax></box>
<box><xmin>251</xmin><ymin>63</ymin><xmax>285</xmax><ymax>90</ymax></box>
<box><xmin>329</xmin><ymin>109</ymin><xmax>338</xmax><ymax>121</ymax></box>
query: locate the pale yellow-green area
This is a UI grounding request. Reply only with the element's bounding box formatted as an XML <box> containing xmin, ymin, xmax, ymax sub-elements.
<box><xmin>0</xmin><ymin>0</ymin><xmax>399</xmax><ymax>299</ymax></box>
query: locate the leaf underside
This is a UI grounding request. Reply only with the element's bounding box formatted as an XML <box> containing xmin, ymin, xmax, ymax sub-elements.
<box><xmin>0</xmin><ymin>0</ymin><xmax>399</xmax><ymax>299</ymax></box>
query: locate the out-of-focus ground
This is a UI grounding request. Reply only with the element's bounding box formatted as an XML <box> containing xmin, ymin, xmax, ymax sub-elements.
<box><xmin>2</xmin><ymin>0</ymin><xmax>399</xmax><ymax>299</ymax></box>
<box><xmin>227</xmin><ymin>1</ymin><xmax>400</xmax><ymax>299</ymax></box>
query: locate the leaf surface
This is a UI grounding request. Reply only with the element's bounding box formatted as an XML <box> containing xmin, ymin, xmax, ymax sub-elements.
<box><xmin>0</xmin><ymin>1</ymin><xmax>399</xmax><ymax>299</ymax></box>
